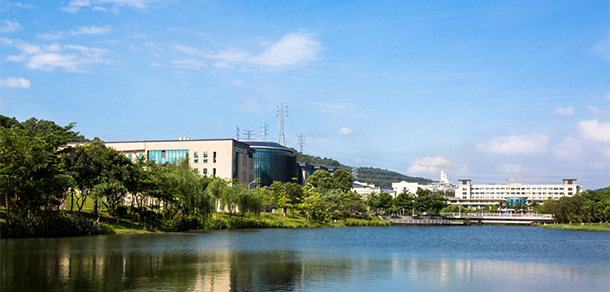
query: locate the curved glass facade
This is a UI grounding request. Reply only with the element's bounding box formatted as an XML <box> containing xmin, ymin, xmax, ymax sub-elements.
<box><xmin>252</xmin><ymin>148</ymin><xmax>297</xmax><ymax>187</ymax></box>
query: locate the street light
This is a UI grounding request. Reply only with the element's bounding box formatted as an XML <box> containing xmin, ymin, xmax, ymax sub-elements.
<box><xmin>248</xmin><ymin>180</ymin><xmax>256</xmax><ymax>189</ymax></box>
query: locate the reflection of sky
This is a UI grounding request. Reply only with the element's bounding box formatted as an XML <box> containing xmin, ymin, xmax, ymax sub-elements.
<box><xmin>2</xmin><ymin>227</ymin><xmax>609</xmax><ymax>291</ymax></box>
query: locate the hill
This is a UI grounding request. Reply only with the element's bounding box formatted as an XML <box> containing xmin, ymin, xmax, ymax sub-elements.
<box><xmin>295</xmin><ymin>152</ymin><xmax>434</xmax><ymax>188</ymax></box>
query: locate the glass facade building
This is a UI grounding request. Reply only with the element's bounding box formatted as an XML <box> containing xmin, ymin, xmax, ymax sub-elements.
<box><xmin>147</xmin><ymin>150</ymin><xmax>189</xmax><ymax>164</ymax></box>
<box><xmin>243</xmin><ymin>141</ymin><xmax>297</xmax><ymax>187</ymax></box>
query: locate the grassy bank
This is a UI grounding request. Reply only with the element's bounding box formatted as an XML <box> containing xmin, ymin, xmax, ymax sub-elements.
<box><xmin>1</xmin><ymin>209</ymin><xmax>390</xmax><ymax>238</ymax></box>
<box><xmin>536</xmin><ymin>223</ymin><xmax>610</xmax><ymax>232</ymax></box>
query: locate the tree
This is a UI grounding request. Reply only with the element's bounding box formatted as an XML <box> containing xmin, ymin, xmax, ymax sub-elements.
<box><xmin>332</xmin><ymin>169</ymin><xmax>354</xmax><ymax>193</ymax></box>
<box><xmin>306</xmin><ymin>170</ymin><xmax>334</xmax><ymax>190</ymax></box>
<box><xmin>0</xmin><ymin>123</ymin><xmax>76</xmax><ymax>217</ymax></box>
<box><xmin>394</xmin><ymin>189</ymin><xmax>416</xmax><ymax>215</ymax></box>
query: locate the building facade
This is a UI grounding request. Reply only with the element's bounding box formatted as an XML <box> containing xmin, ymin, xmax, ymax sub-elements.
<box><xmin>240</xmin><ymin>141</ymin><xmax>298</xmax><ymax>187</ymax></box>
<box><xmin>104</xmin><ymin>138</ymin><xmax>255</xmax><ymax>185</ymax></box>
<box><xmin>451</xmin><ymin>178</ymin><xmax>583</xmax><ymax>209</ymax></box>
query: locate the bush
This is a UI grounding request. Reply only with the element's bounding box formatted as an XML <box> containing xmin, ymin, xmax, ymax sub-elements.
<box><xmin>170</xmin><ymin>214</ymin><xmax>205</xmax><ymax>231</ymax></box>
<box><xmin>206</xmin><ymin>217</ymin><xmax>285</xmax><ymax>229</ymax></box>
<box><xmin>1</xmin><ymin>212</ymin><xmax>106</xmax><ymax>238</ymax></box>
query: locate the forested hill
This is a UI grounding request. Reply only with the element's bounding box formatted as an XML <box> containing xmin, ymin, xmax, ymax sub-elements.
<box><xmin>295</xmin><ymin>152</ymin><xmax>434</xmax><ymax>188</ymax></box>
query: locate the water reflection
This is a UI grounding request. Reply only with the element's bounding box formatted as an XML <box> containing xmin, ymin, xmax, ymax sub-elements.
<box><xmin>2</xmin><ymin>228</ymin><xmax>608</xmax><ymax>291</ymax></box>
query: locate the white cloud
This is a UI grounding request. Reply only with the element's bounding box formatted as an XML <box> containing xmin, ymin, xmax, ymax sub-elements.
<box><xmin>169</xmin><ymin>44</ymin><xmax>204</xmax><ymax>56</ymax></box>
<box><xmin>37</xmin><ymin>32</ymin><xmax>64</xmax><ymax>40</ymax></box>
<box><xmin>1</xmin><ymin>20</ymin><xmax>21</xmax><ymax>33</ymax></box>
<box><xmin>62</xmin><ymin>0</ymin><xmax>158</xmax><ymax>13</ymax></box>
<box><xmin>407</xmin><ymin>156</ymin><xmax>451</xmax><ymax>174</ymax></box>
<box><xmin>0</xmin><ymin>77</ymin><xmax>30</xmax><ymax>88</ymax></box>
<box><xmin>169</xmin><ymin>44</ymin><xmax>250</xmax><ymax>69</ymax></box>
<box><xmin>553</xmin><ymin>106</ymin><xmax>574</xmax><ymax>116</ymax></box>
<box><xmin>170</xmin><ymin>59</ymin><xmax>206</xmax><ymax>69</ymax></box>
<box><xmin>36</xmin><ymin>25</ymin><xmax>112</xmax><ymax>40</ymax></box>
<box><xmin>2</xmin><ymin>38</ymin><xmax>110</xmax><ymax>72</ymax></box>
<box><xmin>338</xmin><ymin>127</ymin><xmax>354</xmax><ymax>136</ymax></box>
<box><xmin>497</xmin><ymin>164</ymin><xmax>525</xmax><ymax>174</ymax></box>
<box><xmin>577</xmin><ymin>119</ymin><xmax>610</xmax><ymax>143</ymax></box>
<box><xmin>68</xmin><ymin>25</ymin><xmax>113</xmax><ymax>35</ymax></box>
<box><xmin>12</xmin><ymin>2</ymin><xmax>37</xmax><ymax>9</ymax></box>
<box><xmin>587</xmin><ymin>105</ymin><xmax>606</xmax><ymax>114</ymax></box>
<box><xmin>605</xmin><ymin>92</ymin><xmax>610</xmax><ymax>100</ymax></box>
<box><xmin>248</xmin><ymin>32</ymin><xmax>321</xmax><ymax>68</ymax></box>
<box><xmin>207</xmin><ymin>48</ymin><xmax>250</xmax><ymax>68</ymax></box>
<box><xmin>476</xmin><ymin>133</ymin><xmax>549</xmax><ymax>154</ymax></box>
<box><xmin>149</xmin><ymin>62</ymin><xmax>162</xmax><ymax>67</ymax></box>
<box><xmin>554</xmin><ymin>137</ymin><xmax>583</xmax><ymax>158</ymax></box>
<box><xmin>593</xmin><ymin>38</ymin><xmax>609</xmax><ymax>60</ymax></box>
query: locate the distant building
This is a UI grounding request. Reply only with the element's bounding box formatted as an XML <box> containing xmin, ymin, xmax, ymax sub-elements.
<box><xmin>392</xmin><ymin>181</ymin><xmax>420</xmax><ymax>196</ymax></box>
<box><xmin>102</xmin><ymin>138</ymin><xmax>256</xmax><ymax>185</ymax></box>
<box><xmin>450</xmin><ymin>178</ymin><xmax>583</xmax><ymax>209</ymax></box>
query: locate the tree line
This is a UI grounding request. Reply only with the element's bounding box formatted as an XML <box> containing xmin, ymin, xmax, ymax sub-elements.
<box><xmin>535</xmin><ymin>189</ymin><xmax>610</xmax><ymax>225</ymax></box>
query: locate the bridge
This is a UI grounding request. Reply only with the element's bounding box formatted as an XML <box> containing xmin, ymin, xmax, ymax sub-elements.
<box><xmin>440</xmin><ymin>213</ymin><xmax>554</xmax><ymax>225</ymax></box>
<box><xmin>382</xmin><ymin>215</ymin><xmax>464</xmax><ymax>226</ymax></box>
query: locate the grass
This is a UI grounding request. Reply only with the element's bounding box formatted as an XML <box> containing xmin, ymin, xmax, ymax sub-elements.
<box><xmin>211</xmin><ymin>211</ymin><xmax>390</xmax><ymax>228</ymax></box>
<box><xmin>536</xmin><ymin>223</ymin><xmax>610</xmax><ymax>232</ymax></box>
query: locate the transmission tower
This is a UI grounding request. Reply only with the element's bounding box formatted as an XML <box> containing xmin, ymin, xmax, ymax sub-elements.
<box><xmin>235</xmin><ymin>125</ymin><xmax>240</xmax><ymax>140</ymax></box>
<box><xmin>243</xmin><ymin>130</ymin><xmax>253</xmax><ymax>140</ymax></box>
<box><xmin>298</xmin><ymin>133</ymin><xmax>304</xmax><ymax>153</ymax></box>
<box><xmin>277</xmin><ymin>103</ymin><xmax>287</xmax><ymax>146</ymax></box>
<box><xmin>352</xmin><ymin>167</ymin><xmax>358</xmax><ymax>179</ymax></box>
<box><xmin>262</xmin><ymin>123</ymin><xmax>268</xmax><ymax>141</ymax></box>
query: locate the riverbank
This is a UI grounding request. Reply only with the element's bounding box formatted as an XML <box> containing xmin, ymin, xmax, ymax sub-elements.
<box><xmin>536</xmin><ymin>223</ymin><xmax>610</xmax><ymax>232</ymax></box>
<box><xmin>1</xmin><ymin>209</ymin><xmax>390</xmax><ymax>238</ymax></box>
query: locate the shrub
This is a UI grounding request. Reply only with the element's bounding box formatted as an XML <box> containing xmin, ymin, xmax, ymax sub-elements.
<box><xmin>1</xmin><ymin>212</ymin><xmax>106</xmax><ymax>238</ymax></box>
<box><xmin>170</xmin><ymin>214</ymin><xmax>205</xmax><ymax>231</ymax></box>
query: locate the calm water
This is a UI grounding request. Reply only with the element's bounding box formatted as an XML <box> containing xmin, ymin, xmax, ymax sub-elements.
<box><xmin>2</xmin><ymin>226</ymin><xmax>609</xmax><ymax>291</ymax></box>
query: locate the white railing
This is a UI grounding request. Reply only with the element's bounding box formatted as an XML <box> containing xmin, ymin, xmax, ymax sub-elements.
<box><xmin>440</xmin><ymin>213</ymin><xmax>553</xmax><ymax>219</ymax></box>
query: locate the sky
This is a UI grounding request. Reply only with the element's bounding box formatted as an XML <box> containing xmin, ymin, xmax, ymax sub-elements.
<box><xmin>1</xmin><ymin>0</ymin><xmax>609</xmax><ymax>189</ymax></box>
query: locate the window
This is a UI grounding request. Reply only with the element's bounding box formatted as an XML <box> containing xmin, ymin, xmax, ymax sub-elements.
<box><xmin>463</xmin><ymin>188</ymin><xmax>467</xmax><ymax>191</ymax></box>
<box><xmin>213</xmin><ymin>168</ymin><xmax>216</xmax><ymax>177</ymax></box>
<box><xmin>128</xmin><ymin>153</ymin><xmax>132</xmax><ymax>160</ymax></box>
<box><xmin>213</xmin><ymin>152</ymin><xmax>217</xmax><ymax>163</ymax></box>
<box><xmin>204</xmin><ymin>152</ymin><xmax>208</xmax><ymax>163</ymax></box>
<box><xmin>194</xmin><ymin>152</ymin><xmax>199</xmax><ymax>163</ymax></box>
<box><xmin>203</xmin><ymin>168</ymin><xmax>207</xmax><ymax>177</ymax></box>
<box><xmin>567</xmin><ymin>180</ymin><xmax>573</xmax><ymax>185</ymax></box>
<box><xmin>162</xmin><ymin>150</ymin><xmax>166</xmax><ymax>159</ymax></box>
<box><xmin>139</xmin><ymin>153</ymin><xmax>143</xmax><ymax>159</ymax></box>
<box><xmin>462</xmin><ymin>181</ymin><xmax>468</xmax><ymax>185</ymax></box>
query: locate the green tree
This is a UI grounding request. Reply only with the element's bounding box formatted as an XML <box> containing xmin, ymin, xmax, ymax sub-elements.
<box><xmin>306</xmin><ymin>170</ymin><xmax>334</xmax><ymax>190</ymax></box>
<box><xmin>332</xmin><ymin>169</ymin><xmax>354</xmax><ymax>193</ymax></box>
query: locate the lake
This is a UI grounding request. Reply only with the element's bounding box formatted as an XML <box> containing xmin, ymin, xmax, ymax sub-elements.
<box><xmin>2</xmin><ymin>226</ymin><xmax>608</xmax><ymax>291</ymax></box>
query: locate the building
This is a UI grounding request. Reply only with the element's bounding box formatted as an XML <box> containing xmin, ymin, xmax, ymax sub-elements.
<box><xmin>392</xmin><ymin>181</ymin><xmax>420</xmax><ymax>196</ymax></box>
<box><xmin>450</xmin><ymin>178</ymin><xmax>583</xmax><ymax>209</ymax></box>
<box><xmin>240</xmin><ymin>141</ymin><xmax>298</xmax><ymax>187</ymax></box>
<box><xmin>103</xmin><ymin>138</ymin><xmax>255</xmax><ymax>185</ymax></box>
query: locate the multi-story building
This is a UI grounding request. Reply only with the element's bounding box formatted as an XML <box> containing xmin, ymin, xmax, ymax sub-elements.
<box><xmin>104</xmin><ymin>138</ymin><xmax>255</xmax><ymax>185</ymax></box>
<box><xmin>451</xmin><ymin>178</ymin><xmax>583</xmax><ymax>209</ymax></box>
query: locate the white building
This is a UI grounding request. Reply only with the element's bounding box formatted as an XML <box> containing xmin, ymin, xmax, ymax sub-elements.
<box><xmin>392</xmin><ymin>181</ymin><xmax>420</xmax><ymax>196</ymax></box>
<box><xmin>449</xmin><ymin>178</ymin><xmax>583</xmax><ymax>209</ymax></box>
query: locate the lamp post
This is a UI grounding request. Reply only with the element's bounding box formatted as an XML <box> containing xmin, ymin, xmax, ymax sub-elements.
<box><xmin>248</xmin><ymin>180</ymin><xmax>256</xmax><ymax>190</ymax></box>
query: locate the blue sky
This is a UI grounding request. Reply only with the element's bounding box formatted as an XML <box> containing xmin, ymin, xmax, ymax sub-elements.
<box><xmin>1</xmin><ymin>0</ymin><xmax>608</xmax><ymax>189</ymax></box>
